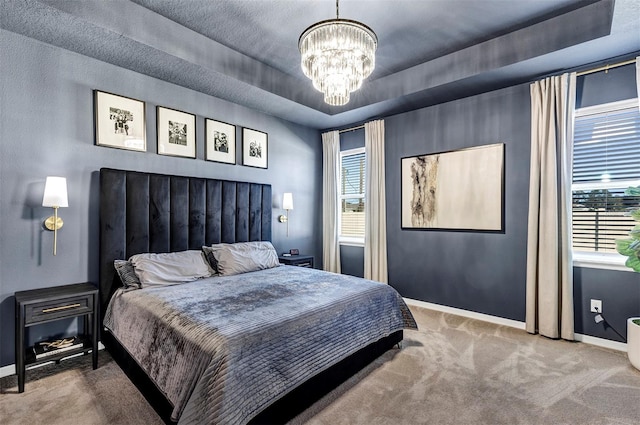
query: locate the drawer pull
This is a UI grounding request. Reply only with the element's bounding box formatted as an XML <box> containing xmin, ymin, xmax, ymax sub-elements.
<box><xmin>42</xmin><ymin>303</ymin><xmax>81</xmax><ymax>313</ymax></box>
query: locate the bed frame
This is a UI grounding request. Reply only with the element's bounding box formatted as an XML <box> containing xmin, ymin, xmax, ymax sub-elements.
<box><xmin>99</xmin><ymin>168</ymin><xmax>401</xmax><ymax>424</ymax></box>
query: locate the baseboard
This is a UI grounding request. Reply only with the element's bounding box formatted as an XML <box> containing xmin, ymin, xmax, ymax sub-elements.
<box><xmin>403</xmin><ymin>297</ymin><xmax>526</xmax><ymax>330</ymax></box>
<box><xmin>404</xmin><ymin>297</ymin><xmax>628</xmax><ymax>353</ymax></box>
<box><xmin>0</xmin><ymin>342</ymin><xmax>105</xmax><ymax>379</ymax></box>
<box><xmin>574</xmin><ymin>333</ymin><xmax>627</xmax><ymax>352</ymax></box>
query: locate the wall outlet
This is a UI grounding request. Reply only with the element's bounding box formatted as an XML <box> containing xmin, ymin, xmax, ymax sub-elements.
<box><xmin>590</xmin><ymin>299</ymin><xmax>602</xmax><ymax>313</ymax></box>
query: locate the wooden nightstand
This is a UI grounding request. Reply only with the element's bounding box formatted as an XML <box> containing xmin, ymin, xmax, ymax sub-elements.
<box><xmin>14</xmin><ymin>282</ymin><xmax>99</xmax><ymax>393</ymax></box>
<box><xmin>279</xmin><ymin>255</ymin><xmax>314</xmax><ymax>268</ymax></box>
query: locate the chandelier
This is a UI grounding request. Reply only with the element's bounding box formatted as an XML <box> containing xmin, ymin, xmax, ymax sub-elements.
<box><xmin>298</xmin><ymin>0</ymin><xmax>377</xmax><ymax>106</ymax></box>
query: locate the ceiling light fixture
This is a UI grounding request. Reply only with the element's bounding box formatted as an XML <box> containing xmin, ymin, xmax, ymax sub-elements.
<box><xmin>299</xmin><ymin>0</ymin><xmax>377</xmax><ymax>106</ymax></box>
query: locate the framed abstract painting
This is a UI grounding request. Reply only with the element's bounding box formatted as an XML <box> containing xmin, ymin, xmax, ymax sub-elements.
<box><xmin>401</xmin><ymin>143</ymin><xmax>504</xmax><ymax>231</ymax></box>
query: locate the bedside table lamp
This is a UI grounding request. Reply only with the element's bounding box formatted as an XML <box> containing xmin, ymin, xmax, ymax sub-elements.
<box><xmin>278</xmin><ymin>192</ymin><xmax>293</xmax><ymax>237</ymax></box>
<box><xmin>42</xmin><ymin>176</ymin><xmax>68</xmax><ymax>255</ymax></box>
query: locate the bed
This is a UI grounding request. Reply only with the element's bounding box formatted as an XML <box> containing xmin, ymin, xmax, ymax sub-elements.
<box><xmin>99</xmin><ymin>168</ymin><xmax>417</xmax><ymax>424</ymax></box>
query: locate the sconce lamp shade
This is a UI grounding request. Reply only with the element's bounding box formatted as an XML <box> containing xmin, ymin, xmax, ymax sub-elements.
<box><xmin>42</xmin><ymin>177</ymin><xmax>68</xmax><ymax>208</ymax></box>
<box><xmin>283</xmin><ymin>193</ymin><xmax>293</xmax><ymax>210</ymax></box>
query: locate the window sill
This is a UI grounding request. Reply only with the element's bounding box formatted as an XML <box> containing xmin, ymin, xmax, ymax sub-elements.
<box><xmin>339</xmin><ymin>238</ymin><xmax>365</xmax><ymax>247</ymax></box>
<box><xmin>572</xmin><ymin>252</ymin><xmax>632</xmax><ymax>272</ymax></box>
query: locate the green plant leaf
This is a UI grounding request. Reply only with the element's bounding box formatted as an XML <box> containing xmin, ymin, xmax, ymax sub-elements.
<box><xmin>625</xmin><ymin>255</ymin><xmax>640</xmax><ymax>272</ymax></box>
<box><xmin>616</xmin><ymin>239</ymin><xmax>635</xmax><ymax>256</ymax></box>
<box><xmin>632</xmin><ymin>209</ymin><xmax>640</xmax><ymax>221</ymax></box>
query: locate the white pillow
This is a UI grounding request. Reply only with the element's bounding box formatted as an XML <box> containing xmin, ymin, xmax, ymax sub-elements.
<box><xmin>130</xmin><ymin>250</ymin><xmax>215</xmax><ymax>287</ymax></box>
<box><xmin>212</xmin><ymin>241</ymin><xmax>280</xmax><ymax>276</ymax></box>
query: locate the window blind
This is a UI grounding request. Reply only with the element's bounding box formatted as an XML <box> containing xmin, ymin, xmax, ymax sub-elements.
<box><xmin>341</xmin><ymin>151</ymin><xmax>365</xmax><ymax>238</ymax></box>
<box><xmin>572</xmin><ymin>101</ymin><xmax>640</xmax><ymax>254</ymax></box>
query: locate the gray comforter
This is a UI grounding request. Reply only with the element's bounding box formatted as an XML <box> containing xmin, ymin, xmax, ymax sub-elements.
<box><xmin>104</xmin><ymin>265</ymin><xmax>417</xmax><ymax>424</ymax></box>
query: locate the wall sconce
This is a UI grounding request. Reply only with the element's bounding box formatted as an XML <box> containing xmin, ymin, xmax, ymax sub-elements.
<box><xmin>42</xmin><ymin>176</ymin><xmax>68</xmax><ymax>256</ymax></box>
<box><xmin>278</xmin><ymin>192</ymin><xmax>293</xmax><ymax>237</ymax></box>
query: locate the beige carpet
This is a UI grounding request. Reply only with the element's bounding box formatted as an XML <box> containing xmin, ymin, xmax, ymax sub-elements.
<box><xmin>2</xmin><ymin>306</ymin><xmax>639</xmax><ymax>424</ymax></box>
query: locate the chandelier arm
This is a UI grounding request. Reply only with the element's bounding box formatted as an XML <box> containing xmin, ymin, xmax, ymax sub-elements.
<box><xmin>336</xmin><ymin>0</ymin><xmax>339</xmax><ymax>19</ymax></box>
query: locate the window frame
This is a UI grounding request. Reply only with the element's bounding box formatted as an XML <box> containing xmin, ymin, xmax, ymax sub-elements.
<box><xmin>571</xmin><ymin>97</ymin><xmax>640</xmax><ymax>272</ymax></box>
<box><xmin>339</xmin><ymin>147</ymin><xmax>366</xmax><ymax>246</ymax></box>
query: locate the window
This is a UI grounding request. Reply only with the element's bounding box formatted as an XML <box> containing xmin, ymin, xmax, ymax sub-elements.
<box><xmin>572</xmin><ymin>98</ymin><xmax>640</xmax><ymax>269</ymax></box>
<box><xmin>340</xmin><ymin>148</ymin><xmax>365</xmax><ymax>245</ymax></box>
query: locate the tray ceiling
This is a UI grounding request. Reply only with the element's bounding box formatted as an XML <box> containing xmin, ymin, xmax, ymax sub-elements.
<box><xmin>2</xmin><ymin>0</ymin><xmax>639</xmax><ymax>128</ymax></box>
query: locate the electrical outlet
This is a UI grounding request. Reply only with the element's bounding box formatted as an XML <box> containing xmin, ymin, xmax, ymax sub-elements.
<box><xmin>590</xmin><ymin>299</ymin><xmax>602</xmax><ymax>313</ymax></box>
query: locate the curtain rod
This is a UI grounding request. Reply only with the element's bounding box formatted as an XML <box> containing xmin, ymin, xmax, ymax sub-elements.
<box><xmin>338</xmin><ymin>124</ymin><xmax>365</xmax><ymax>133</ymax></box>
<box><xmin>576</xmin><ymin>58</ymin><xmax>636</xmax><ymax>77</ymax></box>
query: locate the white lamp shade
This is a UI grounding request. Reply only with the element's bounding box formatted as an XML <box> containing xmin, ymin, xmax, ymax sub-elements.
<box><xmin>283</xmin><ymin>192</ymin><xmax>293</xmax><ymax>210</ymax></box>
<box><xmin>42</xmin><ymin>176</ymin><xmax>69</xmax><ymax>208</ymax></box>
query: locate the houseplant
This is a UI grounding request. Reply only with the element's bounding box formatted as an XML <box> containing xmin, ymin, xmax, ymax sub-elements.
<box><xmin>615</xmin><ymin>186</ymin><xmax>640</xmax><ymax>371</ymax></box>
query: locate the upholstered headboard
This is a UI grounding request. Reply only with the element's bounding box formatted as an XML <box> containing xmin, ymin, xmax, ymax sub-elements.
<box><xmin>99</xmin><ymin>168</ymin><xmax>272</xmax><ymax>318</ymax></box>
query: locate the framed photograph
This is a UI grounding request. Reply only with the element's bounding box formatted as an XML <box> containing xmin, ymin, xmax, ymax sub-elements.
<box><xmin>242</xmin><ymin>127</ymin><xmax>268</xmax><ymax>169</ymax></box>
<box><xmin>157</xmin><ymin>106</ymin><xmax>196</xmax><ymax>158</ymax></box>
<box><xmin>205</xmin><ymin>119</ymin><xmax>236</xmax><ymax>164</ymax></box>
<box><xmin>401</xmin><ymin>143</ymin><xmax>504</xmax><ymax>231</ymax></box>
<box><xmin>94</xmin><ymin>90</ymin><xmax>146</xmax><ymax>151</ymax></box>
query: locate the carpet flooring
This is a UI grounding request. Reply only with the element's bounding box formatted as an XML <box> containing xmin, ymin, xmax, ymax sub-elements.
<box><xmin>1</xmin><ymin>306</ymin><xmax>639</xmax><ymax>424</ymax></box>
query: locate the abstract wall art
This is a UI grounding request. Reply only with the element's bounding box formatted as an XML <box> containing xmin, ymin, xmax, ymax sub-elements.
<box><xmin>401</xmin><ymin>143</ymin><xmax>504</xmax><ymax>231</ymax></box>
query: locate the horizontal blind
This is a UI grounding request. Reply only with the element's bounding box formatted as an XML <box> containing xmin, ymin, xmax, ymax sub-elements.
<box><xmin>573</xmin><ymin>106</ymin><xmax>640</xmax><ymax>182</ymax></box>
<box><xmin>341</xmin><ymin>152</ymin><xmax>365</xmax><ymax>238</ymax></box>
<box><xmin>572</xmin><ymin>101</ymin><xmax>640</xmax><ymax>253</ymax></box>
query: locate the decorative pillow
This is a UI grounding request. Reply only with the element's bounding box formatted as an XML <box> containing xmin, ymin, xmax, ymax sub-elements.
<box><xmin>212</xmin><ymin>241</ymin><xmax>280</xmax><ymax>276</ymax></box>
<box><xmin>114</xmin><ymin>260</ymin><xmax>141</xmax><ymax>289</ymax></box>
<box><xmin>129</xmin><ymin>250</ymin><xmax>215</xmax><ymax>287</ymax></box>
<box><xmin>201</xmin><ymin>243</ymin><xmax>232</xmax><ymax>273</ymax></box>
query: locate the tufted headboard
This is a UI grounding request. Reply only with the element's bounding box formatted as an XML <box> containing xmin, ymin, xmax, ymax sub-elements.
<box><xmin>99</xmin><ymin>168</ymin><xmax>272</xmax><ymax>318</ymax></box>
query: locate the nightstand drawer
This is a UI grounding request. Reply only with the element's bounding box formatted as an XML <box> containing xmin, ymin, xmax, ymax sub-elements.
<box><xmin>25</xmin><ymin>295</ymin><xmax>93</xmax><ymax>325</ymax></box>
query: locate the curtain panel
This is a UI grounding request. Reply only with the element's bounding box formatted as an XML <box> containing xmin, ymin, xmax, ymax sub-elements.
<box><xmin>322</xmin><ymin>131</ymin><xmax>341</xmax><ymax>273</ymax></box>
<box><xmin>526</xmin><ymin>73</ymin><xmax>576</xmax><ymax>340</ymax></box>
<box><xmin>364</xmin><ymin>120</ymin><xmax>388</xmax><ymax>283</ymax></box>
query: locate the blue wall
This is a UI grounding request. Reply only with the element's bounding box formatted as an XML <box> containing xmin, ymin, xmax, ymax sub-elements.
<box><xmin>383</xmin><ymin>67</ymin><xmax>639</xmax><ymax>341</ymax></box>
<box><xmin>385</xmin><ymin>84</ymin><xmax>530</xmax><ymax>321</ymax></box>
<box><xmin>0</xmin><ymin>30</ymin><xmax>323</xmax><ymax>367</ymax></box>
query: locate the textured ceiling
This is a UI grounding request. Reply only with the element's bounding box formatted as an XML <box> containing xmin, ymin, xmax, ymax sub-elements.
<box><xmin>2</xmin><ymin>0</ymin><xmax>639</xmax><ymax>129</ymax></box>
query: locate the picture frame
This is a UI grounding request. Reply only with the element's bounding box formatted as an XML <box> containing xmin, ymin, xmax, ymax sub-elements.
<box><xmin>157</xmin><ymin>106</ymin><xmax>196</xmax><ymax>158</ymax></box>
<box><xmin>401</xmin><ymin>143</ymin><xmax>505</xmax><ymax>232</ymax></box>
<box><xmin>242</xmin><ymin>127</ymin><xmax>268</xmax><ymax>169</ymax></box>
<box><xmin>94</xmin><ymin>90</ymin><xmax>146</xmax><ymax>152</ymax></box>
<box><xmin>205</xmin><ymin>118</ymin><xmax>236</xmax><ymax>164</ymax></box>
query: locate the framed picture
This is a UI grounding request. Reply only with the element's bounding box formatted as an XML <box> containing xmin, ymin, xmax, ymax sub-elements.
<box><xmin>401</xmin><ymin>143</ymin><xmax>504</xmax><ymax>231</ymax></box>
<box><xmin>157</xmin><ymin>106</ymin><xmax>196</xmax><ymax>158</ymax></box>
<box><xmin>94</xmin><ymin>90</ymin><xmax>146</xmax><ymax>151</ymax></box>
<box><xmin>205</xmin><ymin>119</ymin><xmax>236</xmax><ymax>164</ymax></box>
<box><xmin>242</xmin><ymin>127</ymin><xmax>268</xmax><ymax>169</ymax></box>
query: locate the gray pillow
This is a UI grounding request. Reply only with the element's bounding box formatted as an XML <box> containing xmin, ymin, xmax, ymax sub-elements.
<box><xmin>129</xmin><ymin>250</ymin><xmax>215</xmax><ymax>287</ymax></box>
<box><xmin>114</xmin><ymin>260</ymin><xmax>141</xmax><ymax>289</ymax></box>
<box><xmin>212</xmin><ymin>241</ymin><xmax>280</xmax><ymax>276</ymax></box>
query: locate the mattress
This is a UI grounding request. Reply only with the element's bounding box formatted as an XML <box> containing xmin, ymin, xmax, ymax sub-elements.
<box><xmin>104</xmin><ymin>265</ymin><xmax>417</xmax><ymax>424</ymax></box>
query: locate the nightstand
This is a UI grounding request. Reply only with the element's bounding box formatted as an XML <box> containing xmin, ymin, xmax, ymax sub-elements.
<box><xmin>279</xmin><ymin>255</ymin><xmax>314</xmax><ymax>268</ymax></box>
<box><xmin>14</xmin><ymin>282</ymin><xmax>98</xmax><ymax>393</ymax></box>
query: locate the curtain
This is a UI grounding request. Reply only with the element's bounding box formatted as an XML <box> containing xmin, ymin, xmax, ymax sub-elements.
<box><xmin>526</xmin><ymin>73</ymin><xmax>576</xmax><ymax>340</ymax></box>
<box><xmin>322</xmin><ymin>130</ymin><xmax>341</xmax><ymax>273</ymax></box>
<box><xmin>364</xmin><ymin>120</ymin><xmax>388</xmax><ymax>283</ymax></box>
<box><xmin>636</xmin><ymin>56</ymin><xmax>640</xmax><ymax>108</ymax></box>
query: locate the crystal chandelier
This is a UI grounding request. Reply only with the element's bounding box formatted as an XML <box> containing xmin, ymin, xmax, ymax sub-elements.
<box><xmin>299</xmin><ymin>0</ymin><xmax>377</xmax><ymax>106</ymax></box>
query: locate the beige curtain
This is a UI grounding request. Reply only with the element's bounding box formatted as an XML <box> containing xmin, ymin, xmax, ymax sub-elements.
<box><xmin>322</xmin><ymin>130</ymin><xmax>341</xmax><ymax>273</ymax></box>
<box><xmin>526</xmin><ymin>73</ymin><xmax>576</xmax><ymax>340</ymax></box>
<box><xmin>636</xmin><ymin>57</ymin><xmax>640</xmax><ymax>108</ymax></box>
<box><xmin>364</xmin><ymin>120</ymin><xmax>388</xmax><ymax>283</ymax></box>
